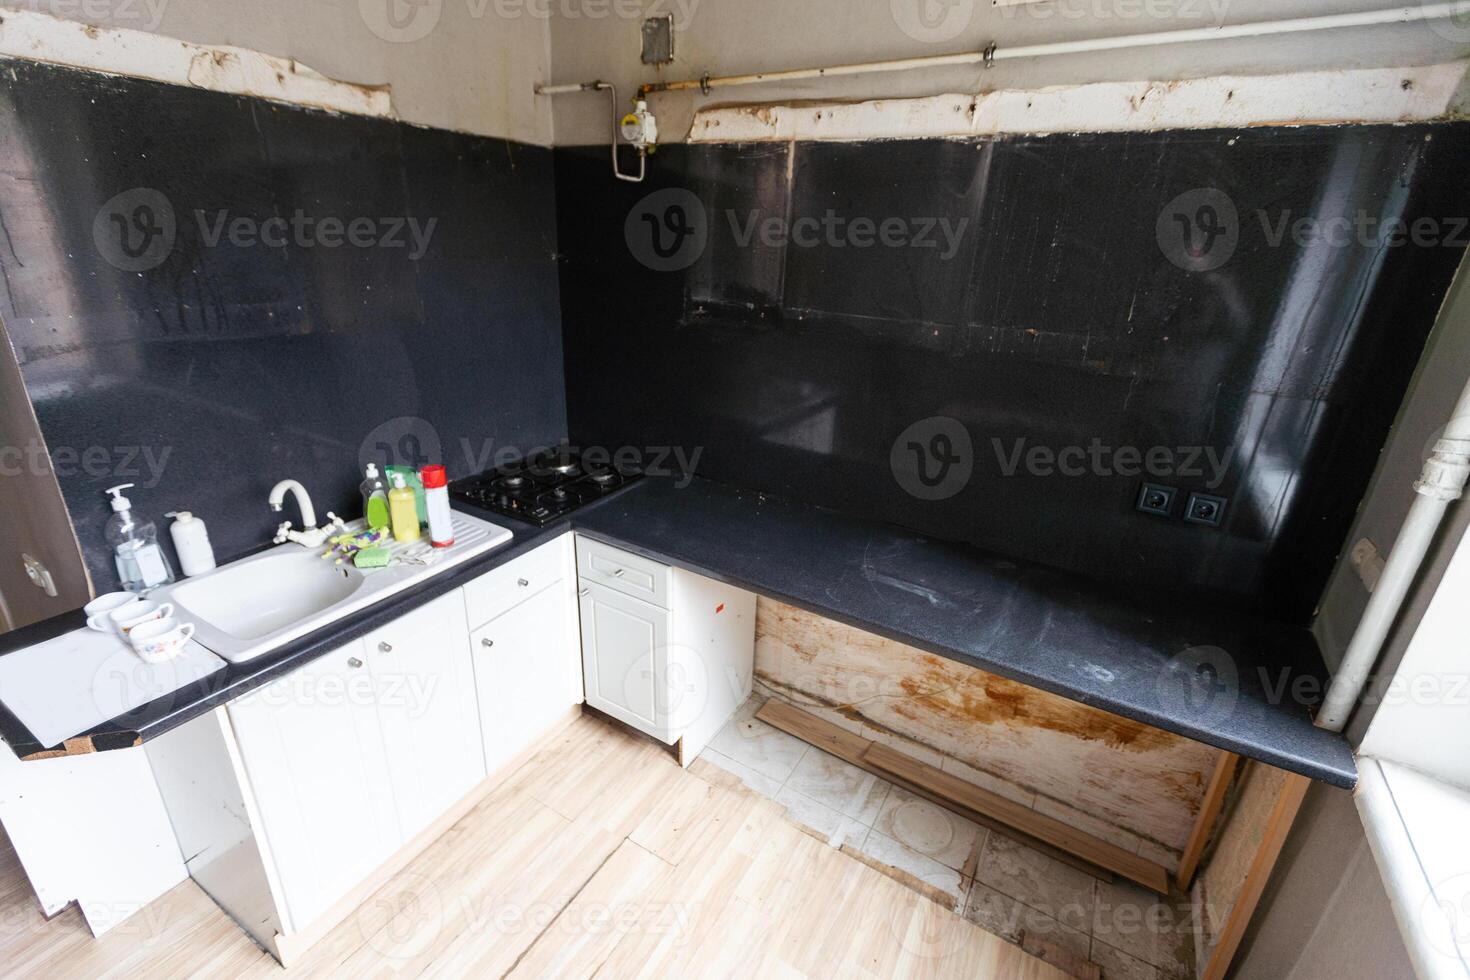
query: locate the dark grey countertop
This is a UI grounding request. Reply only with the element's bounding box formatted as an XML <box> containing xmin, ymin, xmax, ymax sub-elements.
<box><xmin>573</xmin><ymin>478</ymin><xmax>1356</xmax><ymax>788</ymax></box>
<box><xmin>0</xmin><ymin>476</ymin><xmax>1356</xmax><ymax>787</ymax></box>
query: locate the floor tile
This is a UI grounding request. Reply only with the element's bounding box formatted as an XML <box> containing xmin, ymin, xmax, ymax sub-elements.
<box><xmin>964</xmin><ymin>881</ymin><xmax>1091</xmax><ymax>958</ymax></box>
<box><xmin>873</xmin><ymin>785</ymin><xmax>985</xmax><ymax>874</ymax></box>
<box><xmin>974</xmin><ymin>831</ymin><xmax>1097</xmax><ymax>932</ymax></box>
<box><xmin>1092</xmin><ymin>879</ymin><xmax>1195</xmax><ymax>976</ymax></box>
<box><xmin>774</xmin><ymin>786</ymin><xmax>868</xmax><ymax>848</ymax></box>
<box><xmin>854</xmin><ymin>828</ymin><xmax>968</xmax><ymax>901</ymax></box>
<box><xmin>785</xmin><ymin>747</ymin><xmax>891</xmax><ymax>823</ymax></box>
<box><xmin>1090</xmin><ymin>938</ymin><xmax>1161</xmax><ymax>980</ymax></box>
<box><xmin>698</xmin><ymin>748</ymin><xmax>785</xmax><ymax>799</ymax></box>
<box><xmin>706</xmin><ymin>698</ymin><xmax>809</xmax><ymax>784</ymax></box>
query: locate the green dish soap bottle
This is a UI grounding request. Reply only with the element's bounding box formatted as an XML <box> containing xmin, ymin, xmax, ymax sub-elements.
<box><xmin>360</xmin><ymin>463</ymin><xmax>391</xmax><ymax>531</ymax></box>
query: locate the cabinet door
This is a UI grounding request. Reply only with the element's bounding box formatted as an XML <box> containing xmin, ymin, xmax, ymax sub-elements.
<box><xmin>226</xmin><ymin>641</ymin><xmax>401</xmax><ymax>932</ymax></box>
<box><xmin>579</xmin><ymin>582</ymin><xmax>673</xmax><ymax>743</ymax></box>
<box><xmin>471</xmin><ymin>582</ymin><xmax>579</xmax><ymax>775</ymax></box>
<box><xmin>366</xmin><ymin>590</ymin><xmax>486</xmax><ymax>841</ymax></box>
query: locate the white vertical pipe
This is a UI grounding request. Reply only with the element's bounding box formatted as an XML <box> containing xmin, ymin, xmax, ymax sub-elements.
<box><xmin>1318</xmin><ymin>379</ymin><xmax>1470</xmax><ymax>731</ymax></box>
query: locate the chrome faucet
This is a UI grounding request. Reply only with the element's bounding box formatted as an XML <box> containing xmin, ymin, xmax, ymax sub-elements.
<box><xmin>269</xmin><ymin>479</ymin><xmax>347</xmax><ymax>548</ymax></box>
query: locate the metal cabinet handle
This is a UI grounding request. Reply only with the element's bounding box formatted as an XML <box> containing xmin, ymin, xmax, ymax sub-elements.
<box><xmin>613</xmin><ymin>568</ymin><xmax>625</xmax><ymax>577</ymax></box>
<box><xmin>481</xmin><ymin>638</ymin><xmax>494</xmax><ymax>648</ymax></box>
<box><xmin>378</xmin><ymin>642</ymin><xmax>393</xmax><ymax>653</ymax></box>
<box><xmin>578</xmin><ymin>588</ymin><xmax>590</xmax><ymax>597</ymax></box>
<box><xmin>347</xmin><ymin>657</ymin><xmax>364</xmax><ymax>669</ymax></box>
<box><xmin>517</xmin><ymin>578</ymin><xmax>530</xmax><ymax>587</ymax></box>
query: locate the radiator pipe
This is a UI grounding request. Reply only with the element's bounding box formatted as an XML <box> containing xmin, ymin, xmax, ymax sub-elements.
<box><xmin>1317</xmin><ymin>376</ymin><xmax>1470</xmax><ymax>732</ymax></box>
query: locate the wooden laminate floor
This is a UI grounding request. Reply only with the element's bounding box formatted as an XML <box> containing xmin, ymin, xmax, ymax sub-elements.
<box><xmin>0</xmin><ymin>713</ymin><xmax>1066</xmax><ymax>979</ymax></box>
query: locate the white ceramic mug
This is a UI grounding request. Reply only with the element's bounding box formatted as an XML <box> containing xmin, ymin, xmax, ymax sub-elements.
<box><xmin>129</xmin><ymin>617</ymin><xmax>195</xmax><ymax>664</ymax></box>
<box><xmin>85</xmin><ymin>592</ymin><xmax>140</xmax><ymax>633</ymax></box>
<box><xmin>114</xmin><ymin>600</ymin><xmax>174</xmax><ymax>637</ymax></box>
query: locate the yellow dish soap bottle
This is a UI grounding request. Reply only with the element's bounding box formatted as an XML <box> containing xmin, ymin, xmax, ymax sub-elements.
<box><xmin>388</xmin><ymin>472</ymin><xmax>422</xmax><ymax>543</ymax></box>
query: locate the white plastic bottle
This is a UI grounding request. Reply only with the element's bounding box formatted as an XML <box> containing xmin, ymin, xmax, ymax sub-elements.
<box><xmin>420</xmin><ymin>465</ymin><xmax>455</xmax><ymax>548</ymax></box>
<box><xmin>104</xmin><ymin>484</ymin><xmax>174</xmax><ymax>592</ymax></box>
<box><xmin>166</xmin><ymin>511</ymin><xmax>217</xmax><ymax>577</ymax></box>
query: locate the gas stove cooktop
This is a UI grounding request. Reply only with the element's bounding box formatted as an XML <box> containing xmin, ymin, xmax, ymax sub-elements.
<box><xmin>448</xmin><ymin>446</ymin><xmax>641</xmax><ymax>526</ymax></box>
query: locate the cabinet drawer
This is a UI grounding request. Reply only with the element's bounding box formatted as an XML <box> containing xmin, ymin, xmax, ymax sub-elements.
<box><xmin>462</xmin><ymin>536</ymin><xmax>568</xmax><ymax>629</ymax></box>
<box><xmin>576</xmin><ymin>537</ymin><xmax>669</xmax><ymax>608</ymax></box>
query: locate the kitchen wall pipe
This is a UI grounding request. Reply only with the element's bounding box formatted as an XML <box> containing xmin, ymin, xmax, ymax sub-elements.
<box><xmin>1317</xmin><ymin>376</ymin><xmax>1470</xmax><ymax>732</ymax></box>
<box><xmin>534</xmin><ymin>80</ymin><xmax>646</xmax><ymax>182</ymax></box>
<box><xmin>634</xmin><ymin>3</ymin><xmax>1470</xmax><ymax>96</ymax></box>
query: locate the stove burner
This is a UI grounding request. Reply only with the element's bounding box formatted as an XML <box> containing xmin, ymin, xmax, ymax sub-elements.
<box><xmin>528</xmin><ymin>447</ymin><xmax>581</xmax><ymax>477</ymax></box>
<box><xmin>449</xmin><ymin>447</ymin><xmax>641</xmax><ymax>526</ymax></box>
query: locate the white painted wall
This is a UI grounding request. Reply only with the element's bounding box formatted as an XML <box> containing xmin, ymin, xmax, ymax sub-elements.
<box><xmin>0</xmin><ymin>0</ymin><xmax>555</xmax><ymax>144</ymax></box>
<box><xmin>548</xmin><ymin>0</ymin><xmax>1470</xmax><ymax>144</ymax></box>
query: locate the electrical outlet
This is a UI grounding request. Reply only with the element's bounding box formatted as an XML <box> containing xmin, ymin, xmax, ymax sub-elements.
<box><xmin>1185</xmin><ymin>492</ymin><xmax>1228</xmax><ymax>528</ymax></box>
<box><xmin>641</xmin><ymin>15</ymin><xmax>674</xmax><ymax>64</ymax></box>
<box><xmin>1136</xmin><ymin>483</ymin><xmax>1177</xmax><ymax>518</ymax></box>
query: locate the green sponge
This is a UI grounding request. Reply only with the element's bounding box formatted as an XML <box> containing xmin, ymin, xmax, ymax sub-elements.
<box><xmin>353</xmin><ymin>547</ymin><xmax>391</xmax><ymax>569</ymax></box>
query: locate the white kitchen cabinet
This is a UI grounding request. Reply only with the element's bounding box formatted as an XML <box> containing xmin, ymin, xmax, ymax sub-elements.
<box><xmin>576</xmin><ymin>535</ymin><xmax>756</xmax><ymax>763</ymax></box>
<box><xmin>225</xmin><ymin>640</ymin><xmax>402</xmax><ymax>932</ymax></box>
<box><xmin>145</xmin><ymin>532</ymin><xmax>585</xmax><ymax>963</ymax></box>
<box><xmin>472</xmin><ymin>584</ymin><xmax>578</xmax><ymax>773</ymax></box>
<box><xmin>579</xmin><ymin>582</ymin><xmax>672</xmax><ymax>740</ymax></box>
<box><xmin>467</xmin><ymin>535</ymin><xmax>584</xmax><ymax>774</ymax></box>
<box><xmin>364</xmin><ymin>591</ymin><xmax>486</xmax><ymax>841</ymax></box>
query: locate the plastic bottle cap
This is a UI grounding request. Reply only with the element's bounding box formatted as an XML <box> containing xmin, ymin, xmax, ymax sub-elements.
<box><xmin>167</xmin><ymin>511</ymin><xmax>195</xmax><ymax>523</ymax></box>
<box><xmin>391</xmin><ymin>473</ymin><xmax>407</xmax><ymax>489</ymax></box>
<box><xmin>105</xmin><ymin>484</ymin><xmax>135</xmax><ymax>512</ymax></box>
<box><xmin>421</xmin><ymin>465</ymin><xmax>448</xmax><ymax>489</ymax></box>
<box><xmin>366</xmin><ymin>463</ymin><xmax>380</xmax><ymax>478</ymax></box>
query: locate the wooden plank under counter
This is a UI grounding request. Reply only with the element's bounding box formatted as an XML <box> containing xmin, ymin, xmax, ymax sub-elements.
<box><xmin>755</xmin><ymin>597</ymin><xmax>1220</xmax><ymax>870</ymax></box>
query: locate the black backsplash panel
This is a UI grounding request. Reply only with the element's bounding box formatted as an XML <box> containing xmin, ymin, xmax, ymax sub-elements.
<box><xmin>557</xmin><ymin>127</ymin><xmax>1470</xmax><ymax>621</ymax></box>
<box><xmin>0</xmin><ymin>61</ymin><xmax>566</xmax><ymax>590</ymax></box>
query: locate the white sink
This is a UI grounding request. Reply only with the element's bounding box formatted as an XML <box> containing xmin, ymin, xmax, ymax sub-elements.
<box><xmin>162</xmin><ymin>510</ymin><xmax>512</xmax><ymax>663</ymax></box>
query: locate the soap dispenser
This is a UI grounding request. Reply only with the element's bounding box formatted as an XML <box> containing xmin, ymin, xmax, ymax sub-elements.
<box><xmin>104</xmin><ymin>484</ymin><xmax>174</xmax><ymax>592</ymax></box>
<box><xmin>166</xmin><ymin>511</ymin><xmax>217</xmax><ymax>577</ymax></box>
<box><xmin>360</xmin><ymin>463</ymin><xmax>390</xmax><ymax>531</ymax></box>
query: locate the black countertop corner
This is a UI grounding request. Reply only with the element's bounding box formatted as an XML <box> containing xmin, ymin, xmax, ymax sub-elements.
<box><xmin>0</xmin><ymin>476</ymin><xmax>1356</xmax><ymax>788</ymax></box>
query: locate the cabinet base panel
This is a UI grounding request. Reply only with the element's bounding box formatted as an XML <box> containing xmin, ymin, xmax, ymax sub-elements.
<box><xmin>272</xmin><ymin>703</ymin><xmax>586</xmax><ymax>967</ymax></box>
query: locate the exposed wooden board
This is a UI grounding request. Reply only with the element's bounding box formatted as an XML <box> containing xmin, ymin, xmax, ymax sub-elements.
<box><xmin>689</xmin><ymin>62</ymin><xmax>1470</xmax><ymax>143</ymax></box>
<box><xmin>755</xmin><ymin>598</ymin><xmax>1216</xmax><ymax>861</ymax></box>
<box><xmin>755</xmin><ymin>696</ymin><xmax>1109</xmax><ymax>879</ymax></box>
<box><xmin>863</xmin><ymin>741</ymin><xmax>1170</xmax><ymax>895</ymax></box>
<box><xmin>1176</xmin><ymin>751</ymin><xmax>1241</xmax><ymax>891</ymax></box>
<box><xmin>1197</xmin><ymin>768</ymin><xmax>1310</xmax><ymax>980</ymax></box>
<box><xmin>0</xmin><ymin>9</ymin><xmax>393</xmax><ymax>119</ymax></box>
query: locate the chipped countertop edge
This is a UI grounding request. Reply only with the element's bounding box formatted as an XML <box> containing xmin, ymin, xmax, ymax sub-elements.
<box><xmin>684</xmin><ymin>62</ymin><xmax>1470</xmax><ymax>144</ymax></box>
<box><xmin>0</xmin><ymin>476</ymin><xmax>1357</xmax><ymax>790</ymax></box>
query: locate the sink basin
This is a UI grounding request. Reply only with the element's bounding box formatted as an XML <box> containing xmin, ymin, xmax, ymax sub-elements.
<box><xmin>170</xmin><ymin>551</ymin><xmax>366</xmax><ymax>642</ymax></box>
<box><xmin>163</xmin><ymin>510</ymin><xmax>512</xmax><ymax>663</ymax></box>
